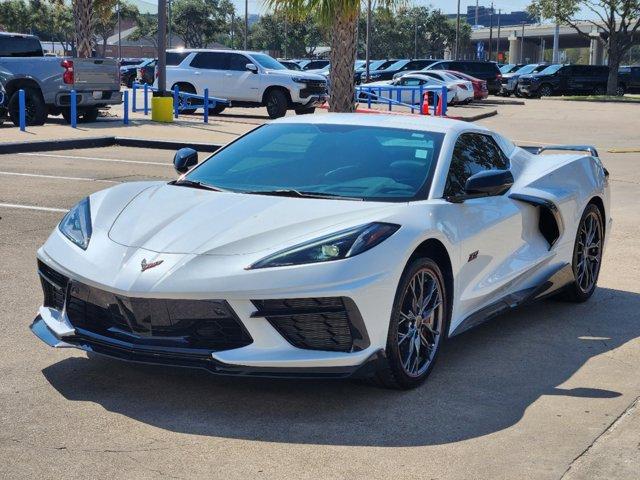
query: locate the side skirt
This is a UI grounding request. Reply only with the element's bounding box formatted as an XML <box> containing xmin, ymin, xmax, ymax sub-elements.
<box><xmin>449</xmin><ymin>263</ymin><xmax>574</xmax><ymax>337</ymax></box>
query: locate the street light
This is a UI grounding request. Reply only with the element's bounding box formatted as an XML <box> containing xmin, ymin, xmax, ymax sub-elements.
<box><xmin>520</xmin><ymin>21</ymin><xmax>526</xmax><ymax>63</ymax></box>
<box><xmin>454</xmin><ymin>0</ymin><xmax>460</xmax><ymax>60</ymax></box>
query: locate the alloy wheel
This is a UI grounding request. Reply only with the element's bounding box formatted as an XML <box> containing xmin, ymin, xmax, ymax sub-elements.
<box><xmin>396</xmin><ymin>268</ymin><xmax>443</xmax><ymax>377</ymax></box>
<box><xmin>575</xmin><ymin>211</ymin><xmax>602</xmax><ymax>293</ymax></box>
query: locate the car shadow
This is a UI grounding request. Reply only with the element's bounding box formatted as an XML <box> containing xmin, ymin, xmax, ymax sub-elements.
<box><xmin>41</xmin><ymin>287</ymin><xmax>639</xmax><ymax>447</ymax></box>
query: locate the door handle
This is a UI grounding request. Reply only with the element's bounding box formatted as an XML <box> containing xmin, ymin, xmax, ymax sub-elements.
<box><xmin>224</xmin><ymin>73</ymin><xmax>233</xmax><ymax>77</ymax></box>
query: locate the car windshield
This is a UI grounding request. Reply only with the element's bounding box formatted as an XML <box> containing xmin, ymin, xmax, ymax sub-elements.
<box><xmin>538</xmin><ymin>64</ymin><xmax>563</xmax><ymax>75</ymax></box>
<box><xmin>252</xmin><ymin>53</ymin><xmax>287</xmax><ymax>70</ymax></box>
<box><xmin>385</xmin><ymin>60</ymin><xmax>409</xmax><ymax>71</ymax></box>
<box><xmin>186</xmin><ymin>123</ymin><xmax>445</xmax><ymax>201</ymax></box>
<box><xmin>500</xmin><ymin>64</ymin><xmax>516</xmax><ymax>73</ymax></box>
<box><xmin>515</xmin><ymin>64</ymin><xmax>539</xmax><ymax>74</ymax></box>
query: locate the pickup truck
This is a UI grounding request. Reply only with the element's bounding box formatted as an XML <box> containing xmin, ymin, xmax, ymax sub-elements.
<box><xmin>0</xmin><ymin>32</ymin><xmax>122</xmax><ymax>126</ymax></box>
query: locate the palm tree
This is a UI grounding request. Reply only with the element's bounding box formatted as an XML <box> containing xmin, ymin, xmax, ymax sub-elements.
<box><xmin>266</xmin><ymin>0</ymin><xmax>397</xmax><ymax>112</ymax></box>
<box><xmin>73</xmin><ymin>0</ymin><xmax>94</xmax><ymax>57</ymax></box>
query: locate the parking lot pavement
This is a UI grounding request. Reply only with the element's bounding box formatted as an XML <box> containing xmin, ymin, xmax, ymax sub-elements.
<box><xmin>1</xmin><ymin>103</ymin><xmax>639</xmax><ymax>479</ymax></box>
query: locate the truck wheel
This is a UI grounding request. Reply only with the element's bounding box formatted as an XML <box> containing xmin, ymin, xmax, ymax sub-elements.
<box><xmin>265</xmin><ymin>89</ymin><xmax>288</xmax><ymax>119</ymax></box>
<box><xmin>538</xmin><ymin>84</ymin><xmax>553</xmax><ymax>97</ymax></box>
<box><xmin>294</xmin><ymin>107</ymin><xmax>315</xmax><ymax>115</ymax></box>
<box><xmin>173</xmin><ymin>83</ymin><xmax>197</xmax><ymax>114</ymax></box>
<box><xmin>593</xmin><ymin>86</ymin><xmax>606</xmax><ymax>96</ymax></box>
<box><xmin>80</xmin><ymin>107</ymin><xmax>99</xmax><ymax>123</ymax></box>
<box><xmin>8</xmin><ymin>87</ymin><xmax>46</xmax><ymax>126</ymax></box>
<box><xmin>208</xmin><ymin>104</ymin><xmax>226</xmax><ymax>115</ymax></box>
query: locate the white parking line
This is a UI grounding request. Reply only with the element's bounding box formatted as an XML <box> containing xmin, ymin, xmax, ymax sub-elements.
<box><xmin>0</xmin><ymin>202</ymin><xmax>67</xmax><ymax>213</ymax></box>
<box><xmin>18</xmin><ymin>152</ymin><xmax>168</xmax><ymax>166</ymax></box>
<box><xmin>0</xmin><ymin>171</ymin><xmax>118</xmax><ymax>183</ymax></box>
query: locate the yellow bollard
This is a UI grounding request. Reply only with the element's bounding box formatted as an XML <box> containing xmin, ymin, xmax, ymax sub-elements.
<box><xmin>151</xmin><ymin>96</ymin><xmax>173</xmax><ymax>123</ymax></box>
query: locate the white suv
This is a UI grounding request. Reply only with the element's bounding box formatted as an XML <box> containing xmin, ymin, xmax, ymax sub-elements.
<box><xmin>160</xmin><ymin>49</ymin><xmax>329</xmax><ymax>118</ymax></box>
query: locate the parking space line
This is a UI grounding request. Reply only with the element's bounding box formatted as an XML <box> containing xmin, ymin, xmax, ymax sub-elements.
<box><xmin>18</xmin><ymin>153</ymin><xmax>168</xmax><ymax>166</ymax></box>
<box><xmin>0</xmin><ymin>171</ymin><xmax>118</xmax><ymax>183</ymax></box>
<box><xmin>0</xmin><ymin>202</ymin><xmax>67</xmax><ymax>213</ymax></box>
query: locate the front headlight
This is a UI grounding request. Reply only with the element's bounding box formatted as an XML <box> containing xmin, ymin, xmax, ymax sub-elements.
<box><xmin>248</xmin><ymin>222</ymin><xmax>400</xmax><ymax>269</ymax></box>
<box><xmin>292</xmin><ymin>77</ymin><xmax>312</xmax><ymax>83</ymax></box>
<box><xmin>58</xmin><ymin>197</ymin><xmax>92</xmax><ymax>249</ymax></box>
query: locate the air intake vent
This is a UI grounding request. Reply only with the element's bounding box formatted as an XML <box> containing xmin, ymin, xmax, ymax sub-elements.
<box><xmin>38</xmin><ymin>260</ymin><xmax>69</xmax><ymax>310</ymax></box>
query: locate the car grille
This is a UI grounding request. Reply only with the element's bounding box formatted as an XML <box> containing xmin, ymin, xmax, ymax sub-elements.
<box><xmin>63</xmin><ymin>281</ymin><xmax>252</xmax><ymax>352</ymax></box>
<box><xmin>251</xmin><ymin>297</ymin><xmax>368</xmax><ymax>352</ymax></box>
<box><xmin>519</xmin><ymin>77</ymin><xmax>532</xmax><ymax>86</ymax></box>
<box><xmin>300</xmin><ymin>80</ymin><xmax>327</xmax><ymax>98</ymax></box>
<box><xmin>38</xmin><ymin>260</ymin><xmax>69</xmax><ymax>311</ymax></box>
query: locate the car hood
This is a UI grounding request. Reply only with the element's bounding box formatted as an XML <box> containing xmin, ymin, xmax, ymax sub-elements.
<box><xmin>107</xmin><ymin>184</ymin><xmax>395</xmax><ymax>256</ymax></box>
<box><xmin>264</xmin><ymin>69</ymin><xmax>326</xmax><ymax>81</ymax></box>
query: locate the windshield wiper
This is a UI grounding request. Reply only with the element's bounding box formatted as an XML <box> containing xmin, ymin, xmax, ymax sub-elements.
<box><xmin>244</xmin><ymin>189</ymin><xmax>363</xmax><ymax>201</ymax></box>
<box><xmin>171</xmin><ymin>179</ymin><xmax>227</xmax><ymax>192</ymax></box>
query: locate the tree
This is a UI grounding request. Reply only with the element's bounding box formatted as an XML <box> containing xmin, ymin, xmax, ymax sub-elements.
<box><xmin>73</xmin><ymin>0</ymin><xmax>94</xmax><ymax>57</ymax></box>
<box><xmin>172</xmin><ymin>0</ymin><xmax>234</xmax><ymax>48</ymax></box>
<box><xmin>528</xmin><ymin>0</ymin><xmax>640</xmax><ymax>94</ymax></box>
<box><xmin>0</xmin><ymin>0</ymin><xmax>34</xmax><ymax>33</ymax></box>
<box><xmin>130</xmin><ymin>13</ymin><xmax>159</xmax><ymax>48</ymax></box>
<box><xmin>250</xmin><ymin>12</ymin><xmax>326</xmax><ymax>57</ymax></box>
<box><xmin>94</xmin><ymin>0</ymin><xmax>139</xmax><ymax>57</ymax></box>
<box><xmin>266</xmin><ymin>0</ymin><xmax>399</xmax><ymax>112</ymax></box>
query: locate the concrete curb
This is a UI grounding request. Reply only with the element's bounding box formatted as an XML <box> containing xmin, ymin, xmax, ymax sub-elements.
<box><xmin>0</xmin><ymin>136</ymin><xmax>222</xmax><ymax>154</ymax></box>
<box><xmin>481</xmin><ymin>99</ymin><xmax>526</xmax><ymax>105</ymax></box>
<box><xmin>451</xmin><ymin>109</ymin><xmax>498</xmax><ymax>122</ymax></box>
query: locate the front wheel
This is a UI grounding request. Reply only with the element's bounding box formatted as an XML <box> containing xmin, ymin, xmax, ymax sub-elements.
<box><xmin>371</xmin><ymin>257</ymin><xmax>448</xmax><ymax>389</ymax></box>
<box><xmin>561</xmin><ymin>204</ymin><xmax>604</xmax><ymax>302</ymax></box>
<box><xmin>265</xmin><ymin>89</ymin><xmax>288</xmax><ymax>119</ymax></box>
<box><xmin>538</xmin><ymin>84</ymin><xmax>553</xmax><ymax>97</ymax></box>
<box><xmin>208</xmin><ymin>104</ymin><xmax>226</xmax><ymax>115</ymax></box>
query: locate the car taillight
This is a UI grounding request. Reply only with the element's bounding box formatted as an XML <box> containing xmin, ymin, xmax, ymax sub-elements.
<box><xmin>458</xmin><ymin>83</ymin><xmax>468</xmax><ymax>90</ymax></box>
<box><xmin>61</xmin><ymin>59</ymin><xmax>74</xmax><ymax>84</ymax></box>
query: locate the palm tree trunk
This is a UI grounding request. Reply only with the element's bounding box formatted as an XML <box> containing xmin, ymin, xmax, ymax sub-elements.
<box><xmin>73</xmin><ymin>0</ymin><xmax>94</xmax><ymax>58</ymax></box>
<box><xmin>328</xmin><ymin>12</ymin><xmax>358</xmax><ymax>112</ymax></box>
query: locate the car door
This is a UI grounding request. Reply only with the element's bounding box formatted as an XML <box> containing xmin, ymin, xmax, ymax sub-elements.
<box><xmin>442</xmin><ymin>133</ymin><xmax>531</xmax><ymax>322</ymax></box>
<box><xmin>188</xmin><ymin>52</ymin><xmax>226</xmax><ymax>96</ymax></box>
<box><xmin>224</xmin><ymin>53</ymin><xmax>261</xmax><ymax>102</ymax></box>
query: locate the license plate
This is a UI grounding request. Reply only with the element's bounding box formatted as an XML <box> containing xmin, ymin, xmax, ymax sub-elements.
<box><xmin>92</xmin><ymin>91</ymin><xmax>102</xmax><ymax>99</ymax></box>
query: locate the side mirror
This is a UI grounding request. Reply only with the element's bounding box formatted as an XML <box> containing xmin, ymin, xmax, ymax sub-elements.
<box><xmin>173</xmin><ymin>148</ymin><xmax>198</xmax><ymax>175</ymax></box>
<box><xmin>246</xmin><ymin>63</ymin><xmax>258</xmax><ymax>73</ymax></box>
<box><xmin>464</xmin><ymin>169</ymin><xmax>514</xmax><ymax>196</ymax></box>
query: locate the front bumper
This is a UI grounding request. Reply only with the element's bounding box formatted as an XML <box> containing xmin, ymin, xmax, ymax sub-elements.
<box><xmin>297</xmin><ymin>93</ymin><xmax>328</xmax><ymax>108</ymax></box>
<box><xmin>517</xmin><ymin>84</ymin><xmax>538</xmax><ymax>96</ymax></box>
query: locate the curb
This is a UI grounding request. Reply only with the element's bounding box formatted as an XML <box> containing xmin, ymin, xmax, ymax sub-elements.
<box><xmin>451</xmin><ymin>110</ymin><xmax>498</xmax><ymax>122</ymax></box>
<box><xmin>0</xmin><ymin>136</ymin><xmax>222</xmax><ymax>154</ymax></box>
<box><xmin>481</xmin><ymin>99</ymin><xmax>526</xmax><ymax>105</ymax></box>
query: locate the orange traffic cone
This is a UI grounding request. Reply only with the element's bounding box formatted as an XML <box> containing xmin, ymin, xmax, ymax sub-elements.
<box><xmin>435</xmin><ymin>94</ymin><xmax>443</xmax><ymax>116</ymax></box>
<box><xmin>421</xmin><ymin>92</ymin><xmax>430</xmax><ymax>115</ymax></box>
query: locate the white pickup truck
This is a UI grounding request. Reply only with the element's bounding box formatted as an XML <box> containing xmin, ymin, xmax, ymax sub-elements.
<box><xmin>160</xmin><ymin>49</ymin><xmax>328</xmax><ymax>118</ymax></box>
<box><xmin>0</xmin><ymin>32</ymin><xmax>121</xmax><ymax>125</ymax></box>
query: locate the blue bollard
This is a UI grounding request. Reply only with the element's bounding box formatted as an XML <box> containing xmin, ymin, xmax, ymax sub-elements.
<box><xmin>173</xmin><ymin>85</ymin><xmax>179</xmax><ymax>118</ymax></box>
<box><xmin>143</xmin><ymin>83</ymin><xmax>149</xmax><ymax>115</ymax></box>
<box><xmin>441</xmin><ymin>85</ymin><xmax>447</xmax><ymax>116</ymax></box>
<box><xmin>419</xmin><ymin>86</ymin><xmax>424</xmax><ymax>115</ymax></box>
<box><xmin>18</xmin><ymin>89</ymin><xmax>26</xmax><ymax>131</ymax></box>
<box><xmin>123</xmin><ymin>90</ymin><xmax>129</xmax><ymax>125</ymax></box>
<box><xmin>367</xmin><ymin>88</ymin><xmax>372</xmax><ymax>109</ymax></box>
<box><xmin>204</xmin><ymin>88</ymin><xmax>209</xmax><ymax>123</ymax></box>
<box><xmin>132</xmin><ymin>82</ymin><xmax>137</xmax><ymax>112</ymax></box>
<box><xmin>387</xmin><ymin>88</ymin><xmax>392</xmax><ymax>111</ymax></box>
<box><xmin>70</xmin><ymin>89</ymin><xmax>77</xmax><ymax>128</ymax></box>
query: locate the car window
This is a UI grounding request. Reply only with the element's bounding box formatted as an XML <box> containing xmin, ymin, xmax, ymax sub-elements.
<box><xmin>190</xmin><ymin>52</ymin><xmax>227</xmax><ymax>69</ymax></box>
<box><xmin>444</xmin><ymin>133</ymin><xmax>510</xmax><ymax>197</ymax></box>
<box><xmin>228</xmin><ymin>53</ymin><xmax>250</xmax><ymax>71</ymax></box>
<box><xmin>187</xmin><ymin>123</ymin><xmax>445</xmax><ymax>201</ymax></box>
<box><xmin>0</xmin><ymin>35</ymin><xmax>43</xmax><ymax>57</ymax></box>
<box><xmin>166</xmin><ymin>51</ymin><xmax>190</xmax><ymax>66</ymax></box>
<box><xmin>400</xmin><ymin>78</ymin><xmax>424</xmax><ymax>86</ymax></box>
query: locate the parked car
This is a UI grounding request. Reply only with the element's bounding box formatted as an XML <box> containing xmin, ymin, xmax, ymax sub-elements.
<box><xmin>445</xmin><ymin>70</ymin><xmax>488</xmax><ymax>100</ymax></box>
<box><xmin>619</xmin><ymin>65</ymin><xmax>640</xmax><ymax>93</ymax></box>
<box><xmin>278</xmin><ymin>60</ymin><xmax>302</xmax><ymax>71</ymax></box>
<box><xmin>356</xmin><ymin>59</ymin><xmax>398</xmax><ymax>83</ymax></box>
<box><xmin>426</xmin><ymin>60</ymin><xmax>502</xmax><ymax>94</ymax></box>
<box><xmin>499</xmin><ymin>63</ymin><xmax>549</xmax><ymax>96</ymax></box>
<box><xmin>363</xmin><ymin>74</ymin><xmax>456</xmax><ymax>105</ymax></box>
<box><xmin>499</xmin><ymin>63</ymin><xmax>525</xmax><ymax>74</ymax></box>
<box><xmin>160</xmin><ymin>49</ymin><xmax>328</xmax><ymax>118</ymax></box>
<box><xmin>408</xmin><ymin>70</ymin><xmax>474</xmax><ymax>104</ymax></box>
<box><xmin>0</xmin><ymin>32</ymin><xmax>122</xmax><ymax>125</ymax></box>
<box><xmin>120</xmin><ymin>58</ymin><xmax>152</xmax><ymax>87</ymax></box>
<box><xmin>138</xmin><ymin>59</ymin><xmax>157</xmax><ymax>85</ymax></box>
<box><xmin>298</xmin><ymin>59</ymin><xmax>330</xmax><ymax>71</ymax></box>
<box><xmin>31</xmin><ymin>114</ymin><xmax>610</xmax><ymax>389</ymax></box>
<box><xmin>366</xmin><ymin>59</ymin><xmax>440</xmax><ymax>82</ymax></box>
<box><xmin>0</xmin><ymin>77</ymin><xmax>6</xmax><ymax>125</ymax></box>
<box><xmin>518</xmin><ymin>64</ymin><xmax>623</xmax><ymax>98</ymax></box>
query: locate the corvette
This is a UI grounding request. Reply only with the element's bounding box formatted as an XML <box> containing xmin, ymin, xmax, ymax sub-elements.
<box><xmin>31</xmin><ymin>114</ymin><xmax>611</xmax><ymax>389</ymax></box>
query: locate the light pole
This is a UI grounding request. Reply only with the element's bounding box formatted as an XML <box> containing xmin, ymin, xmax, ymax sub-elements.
<box><xmin>117</xmin><ymin>0</ymin><xmax>122</xmax><ymax>59</ymax></box>
<box><xmin>365</xmin><ymin>0</ymin><xmax>371</xmax><ymax>82</ymax></box>
<box><xmin>157</xmin><ymin>0</ymin><xmax>167</xmax><ymax>94</ymax></box>
<box><xmin>244</xmin><ymin>0</ymin><xmax>248</xmax><ymax>50</ymax></box>
<box><xmin>454</xmin><ymin>0</ymin><xmax>460</xmax><ymax>60</ymax></box>
<box><xmin>496</xmin><ymin>9</ymin><xmax>501</xmax><ymax>60</ymax></box>
<box><xmin>520</xmin><ymin>21</ymin><xmax>526</xmax><ymax>63</ymax></box>
<box><xmin>488</xmin><ymin>2</ymin><xmax>493</xmax><ymax>61</ymax></box>
<box><xmin>168</xmin><ymin>0</ymin><xmax>172</xmax><ymax>48</ymax></box>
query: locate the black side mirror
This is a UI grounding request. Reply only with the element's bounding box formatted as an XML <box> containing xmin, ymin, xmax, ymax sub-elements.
<box><xmin>173</xmin><ymin>148</ymin><xmax>198</xmax><ymax>175</ymax></box>
<box><xmin>246</xmin><ymin>63</ymin><xmax>258</xmax><ymax>73</ymax></box>
<box><xmin>465</xmin><ymin>169</ymin><xmax>514</xmax><ymax>196</ymax></box>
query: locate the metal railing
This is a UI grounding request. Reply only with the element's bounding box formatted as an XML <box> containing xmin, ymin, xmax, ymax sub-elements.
<box><xmin>355</xmin><ymin>84</ymin><xmax>448</xmax><ymax>116</ymax></box>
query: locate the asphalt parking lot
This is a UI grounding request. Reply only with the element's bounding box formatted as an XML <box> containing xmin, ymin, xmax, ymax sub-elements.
<box><xmin>1</xmin><ymin>101</ymin><xmax>639</xmax><ymax>479</ymax></box>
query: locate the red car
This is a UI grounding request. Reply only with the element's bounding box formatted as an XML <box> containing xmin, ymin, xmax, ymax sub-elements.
<box><xmin>444</xmin><ymin>70</ymin><xmax>488</xmax><ymax>100</ymax></box>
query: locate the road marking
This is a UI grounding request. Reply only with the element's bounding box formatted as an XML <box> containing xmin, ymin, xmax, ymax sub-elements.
<box><xmin>0</xmin><ymin>202</ymin><xmax>67</xmax><ymax>213</ymax></box>
<box><xmin>0</xmin><ymin>171</ymin><xmax>118</xmax><ymax>183</ymax></box>
<box><xmin>18</xmin><ymin>152</ymin><xmax>168</xmax><ymax>166</ymax></box>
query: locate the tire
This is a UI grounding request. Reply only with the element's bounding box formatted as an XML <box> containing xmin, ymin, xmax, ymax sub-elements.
<box><xmin>80</xmin><ymin>107</ymin><xmax>99</xmax><ymax>123</ymax></box>
<box><xmin>560</xmin><ymin>204</ymin><xmax>604</xmax><ymax>302</ymax></box>
<box><xmin>265</xmin><ymin>89</ymin><xmax>288</xmax><ymax>119</ymax></box>
<box><xmin>208</xmin><ymin>104</ymin><xmax>226</xmax><ymax>115</ymax></box>
<box><xmin>8</xmin><ymin>87</ymin><xmax>46</xmax><ymax>126</ymax></box>
<box><xmin>593</xmin><ymin>86</ymin><xmax>606</xmax><ymax>96</ymax></box>
<box><xmin>172</xmin><ymin>83</ymin><xmax>197</xmax><ymax>114</ymax></box>
<box><xmin>294</xmin><ymin>106</ymin><xmax>315</xmax><ymax>115</ymax></box>
<box><xmin>538</xmin><ymin>84</ymin><xmax>553</xmax><ymax>97</ymax></box>
<box><xmin>616</xmin><ymin>85</ymin><xmax>625</xmax><ymax>96</ymax></box>
<box><xmin>126</xmin><ymin>75</ymin><xmax>135</xmax><ymax>88</ymax></box>
<box><xmin>371</xmin><ymin>257</ymin><xmax>448</xmax><ymax>389</ymax></box>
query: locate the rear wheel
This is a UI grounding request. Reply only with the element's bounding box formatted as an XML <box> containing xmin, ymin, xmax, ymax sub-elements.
<box><xmin>593</xmin><ymin>85</ymin><xmax>606</xmax><ymax>96</ymax></box>
<box><xmin>561</xmin><ymin>204</ymin><xmax>604</xmax><ymax>302</ymax></box>
<box><xmin>208</xmin><ymin>103</ymin><xmax>226</xmax><ymax>115</ymax></box>
<box><xmin>8</xmin><ymin>87</ymin><xmax>46</xmax><ymax>126</ymax></box>
<box><xmin>616</xmin><ymin>85</ymin><xmax>625</xmax><ymax>96</ymax></box>
<box><xmin>265</xmin><ymin>89</ymin><xmax>288</xmax><ymax>119</ymax></box>
<box><xmin>371</xmin><ymin>257</ymin><xmax>447</xmax><ymax>389</ymax></box>
<box><xmin>173</xmin><ymin>83</ymin><xmax>197</xmax><ymax>114</ymax></box>
<box><xmin>538</xmin><ymin>84</ymin><xmax>553</xmax><ymax>97</ymax></box>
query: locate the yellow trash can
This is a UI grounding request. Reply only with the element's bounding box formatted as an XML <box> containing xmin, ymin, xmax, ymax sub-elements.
<box><xmin>151</xmin><ymin>96</ymin><xmax>173</xmax><ymax>123</ymax></box>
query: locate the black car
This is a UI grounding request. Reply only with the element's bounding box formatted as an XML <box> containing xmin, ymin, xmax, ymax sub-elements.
<box><xmin>120</xmin><ymin>59</ymin><xmax>149</xmax><ymax>87</ymax></box>
<box><xmin>0</xmin><ymin>78</ymin><xmax>6</xmax><ymax>125</ymax></box>
<box><xmin>278</xmin><ymin>60</ymin><xmax>302</xmax><ymax>71</ymax></box>
<box><xmin>365</xmin><ymin>59</ymin><xmax>441</xmax><ymax>82</ymax></box>
<box><xmin>518</xmin><ymin>64</ymin><xmax>622</xmax><ymax>97</ymax></box>
<box><xmin>356</xmin><ymin>59</ymin><xmax>398</xmax><ymax>83</ymax></box>
<box><xmin>619</xmin><ymin>65</ymin><xmax>640</xmax><ymax>93</ymax></box>
<box><xmin>299</xmin><ymin>59</ymin><xmax>330</xmax><ymax>71</ymax></box>
<box><xmin>426</xmin><ymin>60</ymin><xmax>502</xmax><ymax>94</ymax></box>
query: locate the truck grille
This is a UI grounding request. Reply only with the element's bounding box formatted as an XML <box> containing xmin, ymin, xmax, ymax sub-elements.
<box><xmin>300</xmin><ymin>80</ymin><xmax>327</xmax><ymax>98</ymax></box>
<box><xmin>251</xmin><ymin>297</ymin><xmax>368</xmax><ymax>352</ymax></box>
<box><xmin>38</xmin><ymin>260</ymin><xmax>69</xmax><ymax>311</ymax></box>
<box><xmin>65</xmin><ymin>281</ymin><xmax>252</xmax><ymax>352</ymax></box>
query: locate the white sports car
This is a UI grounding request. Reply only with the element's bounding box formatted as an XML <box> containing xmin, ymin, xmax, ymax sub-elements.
<box><xmin>32</xmin><ymin>114</ymin><xmax>611</xmax><ymax>389</ymax></box>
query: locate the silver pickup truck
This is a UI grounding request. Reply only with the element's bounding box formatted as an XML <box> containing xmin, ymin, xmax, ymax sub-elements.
<box><xmin>0</xmin><ymin>32</ymin><xmax>122</xmax><ymax>126</ymax></box>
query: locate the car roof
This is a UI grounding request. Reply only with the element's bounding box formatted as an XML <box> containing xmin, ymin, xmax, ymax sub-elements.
<box><xmin>166</xmin><ymin>48</ymin><xmax>256</xmax><ymax>55</ymax></box>
<box><xmin>271</xmin><ymin>113</ymin><xmax>489</xmax><ymax>135</ymax></box>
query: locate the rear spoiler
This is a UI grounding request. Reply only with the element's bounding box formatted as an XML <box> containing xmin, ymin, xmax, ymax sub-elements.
<box><xmin>536</xmin><ymin>145</ymin><xmax>599</xmax><ymax>158</ymax></box>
